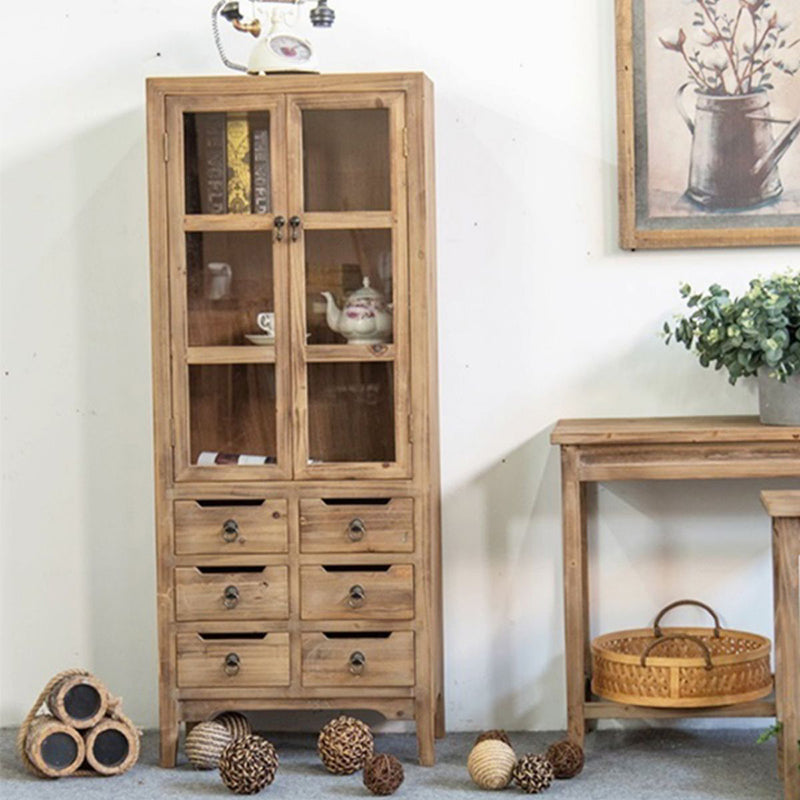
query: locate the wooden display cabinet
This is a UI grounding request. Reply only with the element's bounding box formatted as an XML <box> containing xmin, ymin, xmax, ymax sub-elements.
<box><xmin>146</xmin><ymin>74</ymin><xmax>442</xmax><ymax>766</ymax></box>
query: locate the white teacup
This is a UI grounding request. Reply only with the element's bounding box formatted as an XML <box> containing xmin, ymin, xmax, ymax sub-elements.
<box><xmin>256</xmin><ymin>312</ymin><xmax>275</xmax><ymax>338</ymax></box>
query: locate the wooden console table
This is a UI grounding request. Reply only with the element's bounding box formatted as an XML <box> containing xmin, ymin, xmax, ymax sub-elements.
<box><xmin>551</xmin><ymin>417</ymin><xmax>800</xmax><ymax>798</ymax></box>
<box><xmin>762</xmin><ymin>491</ymin><xmax>800</xmax><ymax>800</ymax></box>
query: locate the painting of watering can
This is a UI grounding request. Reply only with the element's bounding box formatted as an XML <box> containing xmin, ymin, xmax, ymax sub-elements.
<box><xmin>677</xmin><ymin>84</ymin><xmax>800</xmax><ymax>210</ymax></box>
<box><xmin>615</xmin><ymin>0</ymin><xmax>800</xmax><ymax>249</ymax></box>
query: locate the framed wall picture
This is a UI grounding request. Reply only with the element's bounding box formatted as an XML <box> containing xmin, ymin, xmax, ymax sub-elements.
<box><xmin>616</xmin><ymin>0</ymin><xmax>800</xmax><ymax>249</ymax></box>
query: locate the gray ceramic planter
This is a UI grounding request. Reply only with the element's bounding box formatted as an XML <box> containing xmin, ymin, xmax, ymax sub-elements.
<box><xmin>758</xmin><ymin>368</ymin><xmax>800</xmax><ymax>426</ymax></box>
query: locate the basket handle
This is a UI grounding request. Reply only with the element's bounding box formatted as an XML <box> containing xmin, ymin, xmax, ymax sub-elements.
<box><xmin>653</xmin><ymin>599</ymin><xmax>721</xmax><ymax>639</ymax></box>
<box><xmin>640</xmin><ymin>634</ymin><xmax>714</xmax><ymax>670</ymax></box>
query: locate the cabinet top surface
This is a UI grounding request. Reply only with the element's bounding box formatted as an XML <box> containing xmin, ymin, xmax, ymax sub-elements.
<box><xmin>551</xmin><ymin>416</ymin><xmax>800</xmax><ymax>445</ymax></box>
<box><xmin>146</xmin><ymin>72</ymin><xmax>431</xmax><ymax>96</ymax></box>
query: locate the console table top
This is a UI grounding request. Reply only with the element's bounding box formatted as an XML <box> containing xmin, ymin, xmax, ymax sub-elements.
<box><xmin>762</xmin><ymin>490</ymin><xmax>800</xmax><ymax>517</ymax></box>
<box><xmin>551</xmin><ymin>416</ymin><xmax>800</xmax><ymax>446</ymax></box>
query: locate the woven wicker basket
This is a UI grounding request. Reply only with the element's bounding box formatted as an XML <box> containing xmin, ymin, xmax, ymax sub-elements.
<box><xmin>591</xmin><ymin>600</ymin><xmax>773</xmax><ymax>708</ymax></box>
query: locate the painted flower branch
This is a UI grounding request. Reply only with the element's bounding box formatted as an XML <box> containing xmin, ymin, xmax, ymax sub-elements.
<box><xmin>660</xmin><ymin>0</ymin><xmax>799</xmax><ymax>95</ymax></box>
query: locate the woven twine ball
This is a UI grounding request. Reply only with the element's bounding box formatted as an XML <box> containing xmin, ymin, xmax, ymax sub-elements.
<box><xmin>219</xmin><ymin>735</ymin><xmax>278</xmax><ymax>795</ymax></box>
<box><xmin>512</xmin><ymin>754</ymin><xmax>555</xmax><ymax>795</ymax></box>
<box><xmin>214</xmin><ymin>712</ymin><xmax>253</xmax><ymax>741</ymax></box>
<box><xmin>363</xmin><ymin>753</ymin><xmax>404</xmax><ymax>796</ymax></box>
<box><xmin>317</xmin><ymin>716</ymin><xmax>374</xmax><ymax>775</ymax></box>
<box><xmin>544</xmin><ymin>740</ymin><xmax>584</xmax><ymax>779</ymax></box>
<box><xmin>185</xmin><ymin>721</ymin><xmax>233</xmax><ymax>770</ymax></box>
<box><xmin>474</xmin><ymin>729</ymin><xmax>513</xmax><ymax>748</ymax></box>
<box><xmin>467</xmin><ymin>739</ymin><xmax>517</xmax><ymax>790</ymax></box>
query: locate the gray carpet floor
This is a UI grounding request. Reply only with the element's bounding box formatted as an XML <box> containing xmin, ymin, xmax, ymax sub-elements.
<box><xmin>0</xmin><ymin>728</ymin><xmax>782</xmax><ymax>799</ymax></box>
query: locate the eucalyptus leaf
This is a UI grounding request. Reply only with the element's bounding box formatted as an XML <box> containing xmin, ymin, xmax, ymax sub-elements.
<box><xmin>663</xmin><ymin>272</ymin><xmax>800</xmax><ymax>384</ymax></box>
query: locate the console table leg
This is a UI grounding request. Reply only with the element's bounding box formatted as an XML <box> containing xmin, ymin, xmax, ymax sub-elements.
<box><xmin>773</xmin><ymin>517</ymin><xmax>800</xmax><ymax>800</ymax></box>
<box><xmin>562</xmin><ymin>448</ymin><xmax>589</xmax><ymax>745</ymax></box>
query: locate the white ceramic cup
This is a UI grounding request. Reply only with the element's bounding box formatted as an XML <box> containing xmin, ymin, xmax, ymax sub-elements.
<box><xmin>256</xmin><ymin>311</ymin><xmax>275</xmax><ymax>337</ymax></box>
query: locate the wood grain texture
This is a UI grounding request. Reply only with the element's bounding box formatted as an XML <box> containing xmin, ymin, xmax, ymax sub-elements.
<box><xmin>301</xmin><ymin>632</ymin><xmax>414</xmax><ymax>687</ymax></box>
<box><xmin>561</xmin><ymin>447</ymin><xmax>589</xmax><ymax>747</ymax></box>
<box><xmin>177</xmin><ymin>632</ymin><xmax>290</xmax><ymax>688</ymax></box>
<box><xmin>554</xmin><ymin>417</ymin><xmax>799</xmax><ymax>798</ymax></box>
<box><xmin>146</xmin><ymin>79</ymin><xmax>180</xmax><ymax>768</ymax></box>
<box><xmin>299</xmin><ymin>498</ymin><xmax>413</xmax><ymax>553</ymax></box>
<box><xmin>148</xmin><ymin>72</ymin><xmax>440</xmax><ymax>766</ymax></box>
<box><xmin>767</xmin><ymin>504</ymin><xmax>800</xmax><ymax>800</ymax></box>
<box><xmin>174</xmin><ymin>500</ymin><xmax>288</xmax><ymax>555</ymax></box>
<box><xmin>179</xmin><ymin>697</ymin><xmax>415</xmax><ymax>721</ymax></box>
<box><xmin>584</xmin><ymin>699</ymin><xmax>777</xmax><ymax>719</ymax></box>
<box><xmin>762</xmin><ymin>491</ymin><xmax>800</xmax><ymax>518</ymax></box>
<box><xmin>300</xmin><ymin>565</ymin><xmax>414</xmax><ymax>621</ymax></box>
<box><xmin>552</xmin><ymin>416</ymin><xmax>800</xmax><ymax>445</ymax></box>
<box><xmin>615</xmin><ymin>0</ymin><xmax>637</xmax><ymax>250</ymax></box>
<box><xmin>186</xmin><ymin>347</ymin><xmax>276</xmax><ymax>364</ymax></box>
<box><xmin>175</xmin><ymin>566</ymin><xmax>289</xmax><ymax>621</ymax></box>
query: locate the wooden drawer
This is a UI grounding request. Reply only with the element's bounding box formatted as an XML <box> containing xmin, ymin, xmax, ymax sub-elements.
<box><xmin>174</xmin><ymin>500</ymin><xmax>288</xmax><ymax>555</ymax></box>
<box><xmin>299</xmin><ymin>498</ymin><xmax>414</xmax><ymax>553</ymax></box>
<box><xmin>301</xmin><ymin>632</ymin><xmax>415</xmax><ymax>687</ymax></box>
<box><xmin>177</xmin><ymin>632</ymin><xmax>290</xmax><ymax>688</ymax></box>
<box><xmin>175</xmin><ymin>567</ymin><xmax>289</xmax><ymax>622</ymax></box>
<box><xmin>300</xmin><ymin>565</ymin><xmax>414</xmax><ymax>621</ymax></box>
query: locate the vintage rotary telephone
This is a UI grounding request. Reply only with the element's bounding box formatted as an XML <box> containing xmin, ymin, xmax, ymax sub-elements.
<box><xmin>212</xmin><ymin>0</ymin><xmax>335</xmax><ymax>74</ymax></box>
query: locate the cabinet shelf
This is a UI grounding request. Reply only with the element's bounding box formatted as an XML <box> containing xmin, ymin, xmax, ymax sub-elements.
<box><xmin>303</xmin><ymin>211</ymin><xmax>395</xmax><ymax>230</ymax></box>
<box><xmin>584</xmin><ymin>697</ymin><xmax>777</xmax><ymax>720</ymax></box>
<box><xmin>305</xmin><ymin>344</ymin><xmax>395</xmax><ymax>362</ymax></box>
<box><xmin>183</xmin><ymin>214</ymin><xmax>276</xmax><ymax>232</ymax></box>
<box><xmin>186</xmin><ymin>346</ymin><xmax>276</xmax><ymax>364</ymax></box>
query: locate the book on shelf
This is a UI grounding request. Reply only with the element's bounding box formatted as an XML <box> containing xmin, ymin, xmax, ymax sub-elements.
<box><xmin>227</xmin><ymin>113</ymin><xmax>252</xmax><ymax>214</ymax></box>
<box><xmin>196</xmin><ymin>113</ymin><xmax>227</xmax><ymax>214</ymax></box>
<box><xmin>251</xmin><ymin>114</ymin><xmax>271</xmax><ymax>215</ymax></box>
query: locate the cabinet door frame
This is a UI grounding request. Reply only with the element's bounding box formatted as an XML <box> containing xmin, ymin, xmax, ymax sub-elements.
<box><xmin>165</xmin><ymin>94</ymin><xmax>293</xmax><ymax>482</ymax></box>
<box><xmin>286</xmin><ymin>91</ymin><xmax>412</xmax><ymax>480</ymax></box>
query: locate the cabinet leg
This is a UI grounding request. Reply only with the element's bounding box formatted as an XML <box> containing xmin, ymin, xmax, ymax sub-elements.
<box><xmin>159</xmin><ymin>698</ymin><xmax>179</xmax><ymax>767</ymax></box>
<box><xmin>416</xmin><ymin>698</ymin><xmax>436</xmax><ymax>766</ymax></box>
<box><xmin>160</xmin><ymin>722</ymin><xmax>179</xmax><ymax>767</ymax></box>
<box><xmin>434</xmin><ymin>692</ymin><xmax>446</xmax><ymax>739</ymax></box>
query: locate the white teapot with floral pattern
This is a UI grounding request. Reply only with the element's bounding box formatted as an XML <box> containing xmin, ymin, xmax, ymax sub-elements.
<box><xmin>321</xmin><ymin>277</ymin><xmax>392</xmax><ymax>345</ymax></box>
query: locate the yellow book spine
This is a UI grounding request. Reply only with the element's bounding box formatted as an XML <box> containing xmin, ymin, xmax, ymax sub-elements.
<box><xmin>227</xmin><ymin>113</ymin><xmax>251</xmax><ymax>214</ymax></box>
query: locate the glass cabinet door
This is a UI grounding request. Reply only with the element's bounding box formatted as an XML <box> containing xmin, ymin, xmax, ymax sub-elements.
<box><xmin>287</xmin><ymin>93</ymin><xmax>411</xmax><ymax>479</ymax></box>
<box><xmin>167</xmin><ymin>97</ymin><xmax>290</xmax><ymax>480</ymax></box>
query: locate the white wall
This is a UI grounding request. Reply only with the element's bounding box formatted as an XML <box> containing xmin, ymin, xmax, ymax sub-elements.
<box><xmin>1</xmin><ymin>0</ymin><xmax>797</xmax><ymax>730</ymax></box>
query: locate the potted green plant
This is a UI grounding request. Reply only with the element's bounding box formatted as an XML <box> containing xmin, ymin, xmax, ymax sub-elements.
<box><xmin>663</xmin><ymin>271</ymin><xmax>800</xmax><ymax>425</ymax></box>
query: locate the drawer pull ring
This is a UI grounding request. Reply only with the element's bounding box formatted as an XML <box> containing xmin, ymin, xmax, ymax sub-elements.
<box><xmin>348</xmin><ymin>584</ymin><xmax>366</xmax><ymax>608</ymax></box>
<box><xmin>224</xmin><ymin>652</ymin><xmax>241</xmax><ymax>676</ymax></box>
<box><xmin>222</xmin><ymin>519</ymin><xmax>240</xmax><ymax>542</ymax></box>
<box><xmin>348</xmin><ymin>518</ymin><xmax>366</xmax><ymax>541</ymax></box>
<box><xmin>349</xmin><ymin>651</ymin><xmax>366</xmax><ymax>675</ymax></box>
<box><xmin>223</xmin><ymin>585</ymin><xmax>240</xmax><ymax>609</ymax></box>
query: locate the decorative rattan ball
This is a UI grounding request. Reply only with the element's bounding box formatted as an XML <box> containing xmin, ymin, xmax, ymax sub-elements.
<box><xmin>467</xmin><ymin>739</ymin><xmax>517</xmax><ymax>790</ymax></box>
<box><xmin>214</xmin><ymin>712</ymin><xmax>253</xmax><ymax>741</ymax></box>
<box><xmin>512</xmin><ymin>754</ymin><xmax>555</xmax><ymax>794</ymax></box>
<box><xmin>545</xmin><ymin>740</ymin><xmax>584</xmax><ymax>779</ymax></box>
<box><xmin>363</xmin><ymin>753</ymin><xmax>404</xmax><ymax>796</ymax></box>
<box><xmin>317</xmin><ymin>716</ymin><xmax>374</xmax><ymax>775</ymax></box>
<box><xmin>185</xmin><ymin>721</ymin><xmax>233</xmax><ymax>770</ymax></box>
<box><xmin>219</xmin><ymin>735</ymin><xmax>278</xmax><ymax>794</ymax></box>
<box><xmin>474</xmin><ymin>729</ymin><xmax>513</xmax><ymax>748</ymax></box>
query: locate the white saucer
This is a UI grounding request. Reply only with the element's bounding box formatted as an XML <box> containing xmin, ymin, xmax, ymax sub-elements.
<box><xmin>245</xmin><ymin>334</ymin><xmax>275</xmax><ymax>345</ymax></box>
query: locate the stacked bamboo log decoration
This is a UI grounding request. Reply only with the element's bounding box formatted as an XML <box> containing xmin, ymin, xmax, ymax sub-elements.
<box><xmin>17</xmin><ymin>669</ymin><xmax>140</xmax><ymax>778</ymax></box>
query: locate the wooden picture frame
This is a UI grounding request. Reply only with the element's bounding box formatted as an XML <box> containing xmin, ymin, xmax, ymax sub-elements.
<box><xmin>616</xmin><ymin>0</ymin><xmax>800</xmax><ymax>249</ymax></box>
